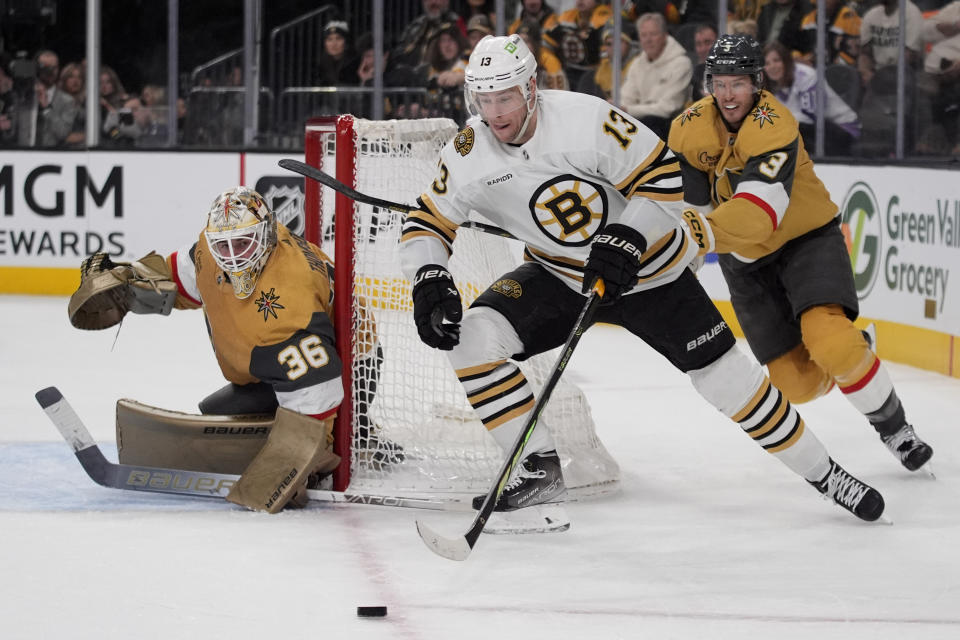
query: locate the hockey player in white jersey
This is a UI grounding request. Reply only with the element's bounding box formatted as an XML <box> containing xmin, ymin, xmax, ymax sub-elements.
<box><xmin>399</xmin><ymin>34</ymin><xmax>886</xmax><ymax>521</ymax></box>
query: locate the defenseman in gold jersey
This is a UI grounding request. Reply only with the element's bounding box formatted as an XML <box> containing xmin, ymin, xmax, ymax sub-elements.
<box><xmin>668</xmin><ymin>34</ymin><xmax>933</xmax><ymax>474</ymax></box>
<box><xmin>68</xmin><ymin>187</ymin><xmax>398</xmax><ymax>512</ymax></box>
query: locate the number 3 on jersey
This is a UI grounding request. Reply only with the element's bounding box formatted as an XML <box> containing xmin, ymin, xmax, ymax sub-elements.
<box><xmin>278</xmin><ymin>335</ymin><xmax>329</xmax><ymax>380</ymax></box>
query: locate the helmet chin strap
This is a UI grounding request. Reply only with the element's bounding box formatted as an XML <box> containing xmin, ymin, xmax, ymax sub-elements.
<box><xmin>509</xmin><ymin>101</ymin><xmax>537</xmax><ymax>144</ymax></box>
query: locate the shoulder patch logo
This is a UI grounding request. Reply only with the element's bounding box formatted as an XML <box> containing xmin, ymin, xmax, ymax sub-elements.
<box><xmin>454</xmin><ymin>127</ymin><xmax>475</xmax><ymax>156</ymax></box>
<box><xmin>678</xmin><ymin>104</ymin><xmax>702</xmax><ymax>126</ymax></box>
<box><xmin>751</xmin><ymin>102</ymin><xmax>779</xmax><ymax>128</ymax></box>
<box><xmin>490</xmin><ymin>278</ymin><xmax>522</xmax><ymax>298</ymax></box>
<box><xmin>255</xmin><ymin>287</ymin><xmax>285</xmax><ymax>321</ymax></box>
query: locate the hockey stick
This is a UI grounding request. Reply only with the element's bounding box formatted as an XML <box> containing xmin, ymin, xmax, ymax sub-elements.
<box><xmin>34</xmin><ymin>386</ymin><xmax>570</xmax><ymax>531</ymax></box>
<box><xmin>278</xmin><ymin>158</ymin><xmax>516</xmax><ymax>240</ymax></box>
<box><xmin>415</xmin><ymin>279</ymin><xmax>606</xmax><ymax>561</ymax></box>
<box><xmin>34</xmin><ymin>386</ymin><xmax>460</xmax><ymax>511</ymax></box>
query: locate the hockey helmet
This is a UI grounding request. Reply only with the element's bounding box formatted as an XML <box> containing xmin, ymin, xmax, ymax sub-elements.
<box><xmin>704</xmin><ymin>33</ymin><xmax>764</xmax><ymax>95</ymax></box>
<box><xmin>204</xmin><ymin>186</ymin><xmax>277</xmax><ymax>299</ymax></box>
<box><xmin>464</xmin><ymin>34</ymin><xmax>539</xmax><ymax>134</ymax></box>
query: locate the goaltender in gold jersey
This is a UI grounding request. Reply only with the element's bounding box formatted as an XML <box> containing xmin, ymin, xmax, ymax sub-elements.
<box><xmin>67</xmin><ymin>186</ymin><xmax>400</xmax><ymax>513</ymax></box>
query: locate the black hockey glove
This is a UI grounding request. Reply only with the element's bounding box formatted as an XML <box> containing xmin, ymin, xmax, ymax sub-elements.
<box><xmin>411</xmin><ymin>265</ymin><xmax>462</xmax><ymax>350</ymax></box>
<box><xmin>582</xmin><ymin>223</ymin><xmax>647</xmax><ymax>301</ymax></box>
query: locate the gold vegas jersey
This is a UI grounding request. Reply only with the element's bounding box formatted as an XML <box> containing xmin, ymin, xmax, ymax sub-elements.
<box><xmin>401</xmin><ymin>90</ymin><xmax>696</xmax><ymax>292</ymax></box>
<box><xmin>166</xmin><ymin>224</ymin><xmax>343</xmax><ymax>416</ymax></box>
<box><xmin>668</xmin><ymin>92</ymin><xmax>838</xmax><ymax>263</ymax></box>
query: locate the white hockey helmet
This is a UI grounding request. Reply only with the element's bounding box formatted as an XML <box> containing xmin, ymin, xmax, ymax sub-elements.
<box><xmin>464</xmin><ymin>34</ymin><xmax>539</xmax><ymax>140</ymax></box>
<box><xmin>204</xmin><ymin>186</ymin><xmax>277</xmax><ymax>299</ymax></box>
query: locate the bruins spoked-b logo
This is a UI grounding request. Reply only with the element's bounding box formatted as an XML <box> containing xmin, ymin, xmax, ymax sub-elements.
<box><xmin>454</xmin><ymin>127</ymin><xmax>475</xmax><ymax>156</ymax></box>
<box><xmin>490</xmin><ymin>278</ymin><xmax>522</xmax><ymax>298</ymax></box>
<box><xmin>529</xmin><ymin>175</ymin><xmax>608</xmax><ymax>246</ymax></box>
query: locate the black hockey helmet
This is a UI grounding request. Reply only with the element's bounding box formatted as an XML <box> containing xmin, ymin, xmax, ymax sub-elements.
<box><xmin>704</xmin><ymin>33</ymin><xmax>764</xmax><ymax>95</ymax></box>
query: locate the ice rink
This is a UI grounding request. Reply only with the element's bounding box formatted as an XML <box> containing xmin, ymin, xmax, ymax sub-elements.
<box><xmin>1</xmin><ymin>294</ymin><xmax>958</xmax><ymax>639</ymax></box>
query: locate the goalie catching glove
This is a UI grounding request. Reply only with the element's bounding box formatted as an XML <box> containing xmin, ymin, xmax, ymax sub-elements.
<box><xmin>411</xmin><ymin>264</ymin><xmax>462</xmax><ymax>350</ymax></box>
<box><xmin>68</xmin><ymin>252</ymin><xmax>178</xmax><ymax>330</ymax></box>
<box><xmin>582</xmin><ymin>223</ymin><xmax>647</xmax><ymax>301</ymax></box>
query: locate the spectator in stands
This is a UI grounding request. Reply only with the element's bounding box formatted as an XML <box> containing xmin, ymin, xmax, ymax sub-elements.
<box><xmin>462</xmin><ymin>0</ymin><xmax>497</xmax><ymax>29</ymax></box>
<box><xmin>316</xmin><ymin>20</ymin><xmax>353</xmax><ymax>86</ymax></box>
<box><xmin>393</xmin><ymin>0</ymin><xmax>467</xmax><ymax>72</ymax></box>
<box><xmin>416</xmin><ymin>22</ymin><xmax>469</xmax><ymax>120</ymax></box>
<box><xmin>858</xmin><ymin>0</ymin><xmax>923</xmax><ymax>89</ymax></box>
<box><xmin>550</xmin><ymin>0</ymin><xmax>614</xmax><ymax>90</ymax></box>
<box><xmin>689</xmin><ymin>22</ymin><xmax>717</xmax><ymax>102</ymax></box>
<box><xmin>921</xmin><ymin>0</ymin><xmax>960</xmax><ymax>153</ymax></box>
<box><xmin>517</xmin><ymin>19</ymin><xmax>570</xmax><ymax>90</ymax></box>
<box><xmin>728</xmin><ymin>18</ymin><xmax>760</xmax><ymax>39</ymax></box>
<box><xmin>509</xmin><ymin>0</ymin><xmax>560</xmax><ymax>35</ymax></box>
<box><xmin>622</xmin><ymin>1</ymin><xmax>682</xmax><ymax>26</ymax></box>
<box><xmin>102</xmin><ymin>95</ymin><xmax>144</xmax><ymax>148</ymax></box>
<box><xmin>466</xmin><ymin>14</ymin><xmax>494</xmax><ymax>52</ymax></box>
<box><xmin>55</xmin><ymin>62</ymin><xmax>85</xmax><ymax>149</ymax></box>
<box><xmin>0</xmin><ymin>53</ymin><xmax>17</xmax><ymax>147</ymax></box>
<box><xmin>732</xmin><ymin>0</ymin><xmax>767</xmax><ymax>22</ymax></box>
<box><xmin>578</xmin><ymin>19</ymin><xmax>638</xmax><ymax>99</ymax></box>
<box><xmin>35</xmin><ymin>49</ymin><xmax>78</xmax><ymax>148</ymax></box>
<box><xmin>799</xmin><ymin>0</ymin><xmax>861</xmax><ymax>66</ymax></box>
<box><xmin>764</xmin><ymin>41</ymin><xmax>861</xmax><ymax>155</ymax></box>
<box><xmin>98</xmin><ymin>65</ymin><xmax>127</xmax><ymax>140</ymax></box>
<box><xmin>619</xmin><ymin>12</ymin><xmax>691</xmax><ymax>138</ymax></box>
<box><xmin>757</xmin><ymin>0</ymin><xmax>811</xmax><ymax>53</ymax></box>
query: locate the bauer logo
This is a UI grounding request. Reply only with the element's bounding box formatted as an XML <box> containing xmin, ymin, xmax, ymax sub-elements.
<box><xmin>840</xmin><ymin>181</ymin><xmax>882</xmax><ymax>300</ymax></box>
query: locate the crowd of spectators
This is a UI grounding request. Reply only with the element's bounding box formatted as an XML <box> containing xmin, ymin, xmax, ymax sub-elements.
<box><xmin>3</xmin><ymin>0</ymin><xmax>960</xmax><ymax>156</ymax></box>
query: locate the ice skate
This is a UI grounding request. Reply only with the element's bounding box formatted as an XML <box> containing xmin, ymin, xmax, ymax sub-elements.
<box><xmin>809</xmin><ymin>459</ymin><xmax>885</xmax><ymax>522</ymax></box>
<box><xmin>473</xmin><ymin>450</ymin><xmax>567</xmax><ymax>511</ymax></box>
<box><xmin>882</xmin><ymin>423</ymin><xmax>933</xmax><ymax>472</ymax></box>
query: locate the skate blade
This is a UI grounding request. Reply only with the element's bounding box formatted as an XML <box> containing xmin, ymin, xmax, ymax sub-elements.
<box><xmin>918</xmin><ymin>462</ymin><xmax>936</xmax><ymax>479</ymax></box>
<box><xmin>484</xmin><ymin>504</ymin><xmax>570</xmax><ymax>535</ymax></box>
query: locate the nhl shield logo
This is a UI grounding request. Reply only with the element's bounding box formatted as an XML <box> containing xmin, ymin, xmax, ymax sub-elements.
<box><xmin>454</xmin><ymin>127</ymin><xmax>475</xmax><ymax>156</ymax></box>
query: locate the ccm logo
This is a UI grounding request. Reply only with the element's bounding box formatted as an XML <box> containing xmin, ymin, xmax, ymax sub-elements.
<box><xmin>686</xmin><ymin>321</ymin><xmax>728</xmax><ymax>351</ymax></box>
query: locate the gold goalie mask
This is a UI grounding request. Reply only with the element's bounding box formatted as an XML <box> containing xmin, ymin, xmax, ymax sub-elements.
<box><xmin>204</xmin><ymin>186</ymin><xmax>278</xmax><ymax>299</ymax></box>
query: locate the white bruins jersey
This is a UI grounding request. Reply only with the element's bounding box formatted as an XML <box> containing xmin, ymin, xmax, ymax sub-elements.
<box><xmin>400</xmin><ymin>90</ymin><xmax>696</xmax><ymax>293</ymax></box>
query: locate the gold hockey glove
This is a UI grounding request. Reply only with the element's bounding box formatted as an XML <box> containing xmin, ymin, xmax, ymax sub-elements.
<box><xmin>68</xmin><ymin>251</ymin><xmax>178</xmax><ymax>330</ymax></box>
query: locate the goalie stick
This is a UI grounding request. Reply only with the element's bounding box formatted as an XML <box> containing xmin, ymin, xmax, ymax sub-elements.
<box><xmin>278</xmin><ymin>158</ymin><xmax>516</xmax><ymax>240</ymax></box>
<box><xmin>415</xmin><ymin>280</ymin><xmax>606</xmax><ymax>561</ymax></box>
<box><xmin>34</xmin><ymin>386</ymin><xmax>568</xmax><ymax>532</ymax></box>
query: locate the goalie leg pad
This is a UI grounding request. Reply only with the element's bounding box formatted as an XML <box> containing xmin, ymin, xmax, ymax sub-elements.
<box><xmin>226</xmin><ymin>408</ymin><xmax>340</xmax><ymax>513</ymax></box>
<box><xmin>116</xmin><ymin>399</ymin><xmax>273</xmax><ymax>474</ymax></box>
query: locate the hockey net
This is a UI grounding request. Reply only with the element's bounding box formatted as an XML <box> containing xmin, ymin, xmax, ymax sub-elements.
<box><xmin>304</xmin><ymin>115</ymin><xmax>619</xmax><ymax>500</ymax></box>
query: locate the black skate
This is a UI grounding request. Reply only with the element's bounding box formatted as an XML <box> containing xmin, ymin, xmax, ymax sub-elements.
<box><xmin>882</xmin><ymin>423</ymin><xmax>933</xmax><ymax>471</ymax></box>
<box><xmin>473</xmin><ymin>450</ymin><xmax>567</xmax><ymax>511</ymax></box>
<box><xmin>809</xmin><ymin>459</ymin><xmax>885</xmax><ymax>522</ymax></box>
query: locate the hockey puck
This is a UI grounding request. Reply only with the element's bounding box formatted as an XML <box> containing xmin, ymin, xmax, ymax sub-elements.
<box><xmin>357</xmin><ymin>606</ymin><xmax>387</xmax><ymax>618</ymax></box>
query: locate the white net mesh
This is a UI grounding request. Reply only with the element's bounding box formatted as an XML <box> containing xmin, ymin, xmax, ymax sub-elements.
<box><xmin>310</xmin><ymin>117</ymin><xmax>619</xmax><ymax>500</ymax></box>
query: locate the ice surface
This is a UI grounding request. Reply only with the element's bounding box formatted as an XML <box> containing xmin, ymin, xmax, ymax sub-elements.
<box><xmin>1</xmin><ymin>295</ymin><xmax>958</xmax><ymax>639</ymax></box>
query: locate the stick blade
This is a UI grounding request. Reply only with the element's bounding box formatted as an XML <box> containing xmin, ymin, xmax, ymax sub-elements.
<box><xmin>415</xmin><ymin>520</ymin><xmax>472</xmax><ymax>561</ymax></box>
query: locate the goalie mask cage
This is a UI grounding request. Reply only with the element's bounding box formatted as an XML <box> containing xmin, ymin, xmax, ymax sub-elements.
<box><xmin>304</xmin><ymin>115</ymin><xmax>620</xmax><ymax>500</ymax></box>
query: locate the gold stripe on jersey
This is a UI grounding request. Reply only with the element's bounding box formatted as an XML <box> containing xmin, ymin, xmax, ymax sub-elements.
<box><xmin>482</xmin><ymin>396</ymin><xmax>535</xmax><ymax>430</ymax></box>
<box><xmin>635</xmin><ymin>229</ymin><xmax>690</xmax><ymax>283</ymax></box>
<box><xmin>523</xmin><ymin>247</ymin><xmax>586</xmax><ymax>284</ymax></box>
<box><xmin>400</xmin><ymin>194</ymin><xmax>459</xmax><ymax>251</ymax></box>
<box><xmin>614</xmin><ymin>141</ymin><xmax>683</xmax><ymax>203</ymax></box>
<box><xmin>731</xmin><ymin>379</ymin><xmax>773</xmax><ymax>423</ymax></box>
<box><xmin>766</xmin><ymin>418</ymin><xmax>805</xmax><ymax>453</ymax></box>
<box><xmin>455</xmin><ymin>359</ymin><xmax>508</xmax><ymax>381</ymax></box>
<box><xmin>466</xmin><ymin>369</ymin><xmax>527</xmax><ymax>407</ymax></box>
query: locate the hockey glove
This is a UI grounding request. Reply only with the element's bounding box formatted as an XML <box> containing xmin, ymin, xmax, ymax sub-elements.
<box><xmin>681</xmin><ymin>208</ymin><xmax>715</xmax><ymax>256</ymax></box>
<box><xmin>411</xmin><ymin>265</ymin><xmax>462</xmax><ymax>350</ymax></box>
<box><xmin>582</xmin><ymin>223</ymin><xmax>647</xmax><ymax>301</ymax></box>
